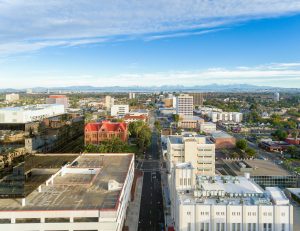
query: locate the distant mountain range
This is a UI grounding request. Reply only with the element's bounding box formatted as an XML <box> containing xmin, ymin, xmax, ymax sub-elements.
<box><xmin>0</xmin><ymin>84</ymin><xmax>299</xmax><ymax>93</ymax></box>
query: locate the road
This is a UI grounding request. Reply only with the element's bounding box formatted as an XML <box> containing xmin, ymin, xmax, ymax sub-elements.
<box><xmin>137</xmin><ymin>112</ymin><xmax>165</xmax><ymax>231</ymax></box>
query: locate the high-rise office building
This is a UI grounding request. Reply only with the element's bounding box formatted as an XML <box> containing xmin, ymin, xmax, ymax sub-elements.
<box><xmin>274</xmin><ymin>92</ymin><xmax>280</xmax><ymax>102</ymax></box>
<box><xmin>105</xmin><ymin>95</ymin><xmax>114</xmax><ymax>110</ymax></box>
<box><xmin>129</xmin><ymin>92</ymin><xmax>136</xmax><ymax>99</ymax></box>
<box><xmin>189</xmin><ymin>92</ymin><xmax>204</xmax><ymax>106</ymax></box>
<box><xmin>176</xmin><ymin>94</ymin><xmax>193</xmax><ymax>117</ymax></box>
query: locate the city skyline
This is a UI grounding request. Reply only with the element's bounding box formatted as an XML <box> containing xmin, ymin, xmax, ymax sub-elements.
<box><xmin>0</xmin><ymin>1</ymin><xmax>300</xmax><ymax>88</ymax></box>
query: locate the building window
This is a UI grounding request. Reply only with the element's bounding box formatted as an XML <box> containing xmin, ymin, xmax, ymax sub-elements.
<box><xmin>281</xmin><ymin>224</ymin><xmax>286</xmax><ymax>231</ymax></box>
<box><xmin>187</xmin><ymin>222</ymin><xmax>191</xmax><ymax>231</ymax></box>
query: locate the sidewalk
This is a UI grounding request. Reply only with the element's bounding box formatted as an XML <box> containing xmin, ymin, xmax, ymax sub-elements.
<box><xmin>124</xmin><ymin>175</ymin><xmax>143</xmax><ymax>231</ymax></box>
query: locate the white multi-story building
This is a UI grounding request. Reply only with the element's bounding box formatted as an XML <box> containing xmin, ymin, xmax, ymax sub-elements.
<box><xmin>166</xmin><ymin>133</ymin><xmax>215</xmax><ymax>176</ymax></box>
<box><xmin>0</xmin><ymin>153</ymin><xmax>134</xmax><ymax>231</ymax></box>
<box><xmin>111</xmin><ymin>105</ymin><xmax>129</xmax><ymax>117</ymax></box>
<box><xmin>170</xmin><ymin>163</ymin><xmax>293</xmax><ymax>231</ymax></box>
<box><xmin>46</xmin><ymin>95</ymin><xmax>69</xmax><ymax>109</ymax></box>
<box><xmin>176</xmin><ymin>94</ymin><xmax>193</xmax><ymax>117</ymax></box>
<box><xmin>199</xmin><ymin>122</ymin><xmax>216</xmax><ymax>134</ymax></box>
<box><xmin>105</xmin><ymin>96</ymin><xmax>115</xmax><ymax>110</ymax></box>
<box><xmin>274</xmin><ymin>92</ymin><xmax>280</xmax><ymax>102</ymax></box>
<box><xmin>0</xmin><ymin>104</ymin><xmax>65</xmax><ymax>123</ymax></box>
<box><xmin>5</xmin><ymin>93</ymin><xmax>19</xmax><ymax>102</ymax></box>
<box><xmin>129</xmin><ymin>92</ymin><xmax>136</xmax><ymax>99</ymax></box>
<box><xmin>209</xmin><ymin>112</ymin><xmax>243</xmax><ymax>123</ymax></box>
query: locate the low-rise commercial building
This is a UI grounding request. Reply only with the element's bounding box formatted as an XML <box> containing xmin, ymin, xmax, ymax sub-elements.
<box><xmin>217</xmin><ymin>159</ymin><xmax>297</xmax><ymax>188</ymax></box>
<box><xmin>128</xmin><ymin>109</ymin><xmax>149</xmax><ymax>117</ymax></box>
<box><xmin>0</xmin><ymin>153</ymin><xmax>135</xmax><ymax>231</ymax></box>
<box><xmin>259</xmin><ymin>140</ymin><xmax>292</xmax><ymax>152</ymax></box>
<box><xmin>199</xmin><ymin>122</ymin><xmax>216</xmax><ymax>134</ymax></box>
<box><xmin>123</xmin><ymin>114</ymin><xmax>147</xmax><ymax>123</ymax></box>
<box><xmin>46</xmin><ymin>95</ymin><xmax>69</xmax><ymax>109</ymax></box>
<box><xmin>177</xmin><ymin>116</ymin><xmax>204</xmax><ymax>129</ymax></box>
<box><xmin>210</xmin><ymin>131</ymin><xmax>236</xmax><ymax>149</ymax></box>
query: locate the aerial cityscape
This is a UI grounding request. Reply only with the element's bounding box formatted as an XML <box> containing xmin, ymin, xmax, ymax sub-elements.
<box><xmin>0</xmin><ymin>1</ymin><xmax>300</xmax><ymax>231</ymax></box>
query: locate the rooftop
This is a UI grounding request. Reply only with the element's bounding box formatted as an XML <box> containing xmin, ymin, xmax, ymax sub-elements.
<box><xmin>219</xmin><ymin>159</ymin><xmax>291</xmax><ymax>176</ymax></box>
<box><xmin>180</xmin><ymin>115</ymin><xmax>203</xmax><ymax>121</ymax></box>
<box><xmin>211</xmin><ymin>131</ymin><xmax>233</xmax><ymax>139</ymax></box>
<box><xmin>85</xmin><ymin>121</ymin><xmax>127</xmax><ymax>132</ymax></box>
<box><xmin>0</xmin><ymin>153</ymin><xmax>133</xmax><ymax>211</ymax></box>
<box><xmin>168</xmin><ymin>134</ymin><xmax>213</xmax><ymax>145</ymax></box>
<box><xmin>0</xmin><ymin>104</ymin><xmax>63</xmax><ymax>112</ymax></box>
<box><xmin>177</xmin><ymin>175</ymin><xmax>289</xmax><ymax>206</ymax></box>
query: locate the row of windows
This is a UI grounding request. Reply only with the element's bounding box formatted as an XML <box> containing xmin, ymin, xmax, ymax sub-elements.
<box><xmin>186</xmin><ymin>211</ymin><xmax>285</xmax><ymax>217</ymax></box>
<box><xmin>186</xmin><ymin>221</ymin><xmax>287</xmax><ymax>231</ymax></box>
<box><xmin>0</xmin><ymin>217</ymin><xmax>99</xmax><ymax>224</ymax></box>
<box><xmin>179</xmin><ymin>178</ymin><xmax>192</xmax><ymax>186</ymax></box>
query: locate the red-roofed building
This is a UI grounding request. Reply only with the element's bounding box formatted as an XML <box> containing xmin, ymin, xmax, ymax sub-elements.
<box><xmin>85</xmin><ymin>121</ymin><xmax>128</xmax><ymax>145</ymax></box>
<box><xmin>46</xmin><ymin>95</ymin><xmax>69</xmax><ymax>109</ymax></box>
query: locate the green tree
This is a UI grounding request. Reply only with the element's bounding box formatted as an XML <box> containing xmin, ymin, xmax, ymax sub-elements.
<box><xmin>128</xmin><ymin>121</ymin><xmax>152</xmax><ymax>151</ymax></box>
<box><xmin>245</xmin><ymin>148</ymin><xmax>257</xmax><ymax>157</ymax></box>
<box><xmin>236</xmin><ymin>139</ymin><xmax>248</xmax><ymax>150</ymax></box>
<box><xmin>154</xmin><ymin>120</ymin><xmax>162</xmax><ymax>131</ymax></box>
<box><xmin>287</xmin><ymin>146</ymin><xmax>298</xmax><ymax>158</ymax></box>
<box><xmin>173</xmin><ymin>114</ymin><xmax>180</xmax><ymax>123</ymax></box>
<box><xmin>272</xmin><ymin>129</ymin><xmax>287</xmax><ymax>141</ymax></box>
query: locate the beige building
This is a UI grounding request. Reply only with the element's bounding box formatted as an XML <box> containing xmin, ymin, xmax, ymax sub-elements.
<box><xmin>5</xmin><ymin>93</ymin><xmax>19</xmax><ymax>103</ymax></box>
<box><xmin>166</xmin><ymin>133</ymin><xmax>215</xmax><ymax>176</ymax></box>
<box><xmin>177</xmin><ymin>116</ymin><xmax>204</xmax><ymax>129</ymax></box>
<box><xmin>176</xmin><ymin>94</ymin><xmax>193</xmax><ymax>117</ymax></box>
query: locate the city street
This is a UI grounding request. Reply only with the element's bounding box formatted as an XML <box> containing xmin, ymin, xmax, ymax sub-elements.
<box><xmin>137</xmin><ymin>131</ymin><xmax>165</xmax><ymax>231</ymax></box>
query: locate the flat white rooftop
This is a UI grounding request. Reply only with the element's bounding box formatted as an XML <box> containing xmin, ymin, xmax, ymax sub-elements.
<box><xmin>177</xmin><ymin>175</ymin><xmax>289</xmax><ymax>206</ymax></box>
<box><xmin>0</xmin><ymin>104</ymin><xmax>61</xmax><ymax>112</ymax></box>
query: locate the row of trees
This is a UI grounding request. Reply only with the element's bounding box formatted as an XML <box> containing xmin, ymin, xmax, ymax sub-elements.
<box><xmin>128</xmin><ymin>121</ymin><xmax>152</xmax><ymax>152</ymax></box>
<box><xmin>84</xmin><ymin>137</ymin><xmax>133</xmax><ymax>153</ymax></box>
<box><xmin>236</xmin><ymin>139</ymin><xmax>257</xmax><ymax>157</ymax></box>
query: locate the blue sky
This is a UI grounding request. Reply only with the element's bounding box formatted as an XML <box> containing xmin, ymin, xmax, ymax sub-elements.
<box><xmin>0</xmin><ymin>1</ymin><xmax>300</xmax><ymax>88</ymax></box>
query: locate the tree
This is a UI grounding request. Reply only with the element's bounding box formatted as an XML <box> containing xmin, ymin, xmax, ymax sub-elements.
<box><xmin>154</xmin><ymin>120</ymin><xmax>162</xmax><ymax>132</ymax></box>
<box><xmin>236</xmin><ymin>139</ymin><xmax>248</xmax><ymax>150</ymax></box>
<box><xmin>272</xmin><ymin>129</ymin><xmax>287</xmax><ymax>141</ymax></box>
<box><xmin>245</xmin><ymin>148</ymin><xmax>256</xmax><ymax>157</ymax></box>
<box><xmin>128</xmin><ymin>121</ymin><xmax>152</xmax><ymax>151</ymax></box>
<box><xmin>173</xmin><ymin>114</ymin><xmax>180</xmax><ymax>123</ymax></box>
<box><xmin>84</xmin><ymin>137</ymin><xmax>132</xmax><ymax>153</ymax></box>
<box><xmin>287</xmin><ymin>146</ymin><xmax>298</xmax><ymax>158</ymax></box>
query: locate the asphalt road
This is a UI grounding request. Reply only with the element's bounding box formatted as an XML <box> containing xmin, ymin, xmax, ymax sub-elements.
<box><xmin>138</xmin><ymin>131</ymin><xmax>165</xmax><ymax>231</ymax></box>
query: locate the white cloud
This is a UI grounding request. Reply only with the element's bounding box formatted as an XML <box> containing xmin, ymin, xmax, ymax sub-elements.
<box><xmin>0</xmin><ymin>1</ymin><xmax>300</xmax><ymax>55</ymax></box>
<box><xmin>1</xmin><ymin>62</ymin><xmax>300</xmax><ymax>88</ymax></box>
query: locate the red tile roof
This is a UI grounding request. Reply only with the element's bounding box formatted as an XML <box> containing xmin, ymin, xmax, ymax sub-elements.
<box><xmin>49</xmin><ymin>95</ymin><xmax>67</xmax><ymax>98</ymax></box>
<box><xmin>124</xmin><ymin>115</ymin><xmax>147</xmax><ymax>120</ymax></box>
<box><xmin>85</xmin><ymin>121</ymin><xmax>127</xmax><ymax>132</ymax></box>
